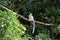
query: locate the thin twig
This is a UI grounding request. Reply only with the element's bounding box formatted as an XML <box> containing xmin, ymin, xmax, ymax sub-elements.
<box><xmin>1</xmin><ymin>5</ymin><xmax>56</xmax><ymax>26</ymax></box>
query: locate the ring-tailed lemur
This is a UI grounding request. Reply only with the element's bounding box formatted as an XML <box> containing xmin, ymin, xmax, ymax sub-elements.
<box><xmin>29</xmin><ymin>13</ymin><xmax>35</xmax><ymax>34</ymax></box>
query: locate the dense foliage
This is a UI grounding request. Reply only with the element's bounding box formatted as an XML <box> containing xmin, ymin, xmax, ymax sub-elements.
<box><xmin>0</xmin><ymin>0</ymin><xmax>60</xmax><ymax>40</ymax></box>
<box><xmin>0</xmin><ymin>10</ymin><xmax>26</xmax><ymax>40</ymax></box>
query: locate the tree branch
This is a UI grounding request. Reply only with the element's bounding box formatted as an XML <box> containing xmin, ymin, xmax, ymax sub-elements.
<box><xmin>1</xmin><ymin>5</ymin><xmax>56</xmax><ymax>26</ymax></box>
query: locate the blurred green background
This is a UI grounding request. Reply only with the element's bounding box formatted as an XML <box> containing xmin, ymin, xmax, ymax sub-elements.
<box><xmin>0</xmin><ymin>0</ymin><xmax>60</xmax><ymax>40</ymax></box>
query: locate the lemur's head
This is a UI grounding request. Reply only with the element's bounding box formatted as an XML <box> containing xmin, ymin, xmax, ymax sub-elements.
<box><xmin>30</xmin><ymin>13</ymin><xmax>32</xmax><ymax>16</ymax></box>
